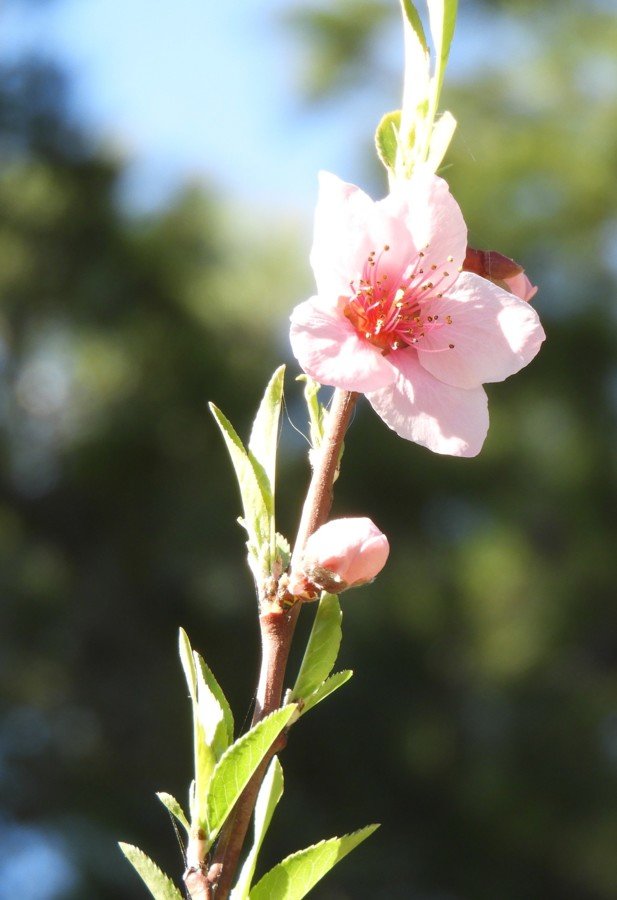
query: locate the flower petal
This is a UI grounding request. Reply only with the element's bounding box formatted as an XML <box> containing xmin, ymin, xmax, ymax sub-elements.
<box><xmin>417</xmin><ymin>272</ymin><xmax>546</xmax><ymax>390</ymax></box>
<box><xmin>380</xmin><ymin>170</ymin><xmax>467</xmax><ymax>294</ymax></box>
<box><xmin>366</xmin><ymin>349</ymin><xmax>489</xmax><ymax>457</ymax></box>
<box><xmin>310</xmin><ymin>172</ymin><xmax>375</xmax><ymax>298</ymax></box>
<box><xmin>290</xmin><ymin>296</ymin><xmax>397</xmax><ymax>392</ymax></box>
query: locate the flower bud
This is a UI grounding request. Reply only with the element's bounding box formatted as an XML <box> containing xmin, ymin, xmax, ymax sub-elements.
<box><xmin>463</xmin><ymin>246</ymin><xmax>537</xmax><ymax>301</ymax></box>
<box><xmin>289</xmin><ymin>517</ymin><xmax>389</xmax><ymax>598</ymax></box>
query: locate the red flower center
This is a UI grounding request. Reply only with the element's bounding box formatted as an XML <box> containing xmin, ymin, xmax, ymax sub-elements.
<box><xmin>343</xmin><ymin>245</ymin><xmax>454</xmax><ymax>353</ymax></box>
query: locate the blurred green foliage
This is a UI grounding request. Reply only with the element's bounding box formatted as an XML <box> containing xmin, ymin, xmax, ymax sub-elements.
<box><xmin>1</xmin><ymin>1</ymin><xmax>616</xmax><ymax>898</ymax></box>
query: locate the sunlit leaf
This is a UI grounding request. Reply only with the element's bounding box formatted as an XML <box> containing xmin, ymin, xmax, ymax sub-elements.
<box><xmin>399</xmin><ymin>0</ymin><xmax>431</xmax><ymax>168</ymax></box>
<box><xmin>119</xmin><ymin>843</ymin><xmax>183</xmax><ymax>900</ymax></box>
<box><xmin>156</xmin><ymin>792</ymin><xmax>190</xmax><ymax>834</ymax></box>
<box><xmin>209</xmin><ymin>403</ymin><xmax>273</xmax><ymax>570</ymax></box>
<box><xmin>230</xmin><ymin>756</ymin><xmax>285</xmax><ymax>899</ymax></box>
<box><xmin>248</xmin><ymin>365</ymin><xmax>285</xmax><ymax>497</ymax></box>
<box><xmin>299</xmin><ymin>670</ymin><xmax>353</xmax><ymax>717</ymax></box>
<box><xmin>178</xmin><ymin>630</ymin><xmax>218</xmax><ymax>825</ymax></box>
<box><xmin>206</xmin><ymin>705</ymin><xmax>296</xmax><ymax>841</ymax></box>
<box><xmin>178</xmin><ymin>627</ymin><xmax>197</xmax><ymax>703</ymax></box>
<box><xmin>400</xmin><ymin>0</ymin><xmax>428</xmax><ymax>53</ymax></box>
<box><xmin>291</xmin><ymin>593</ymin><xmax>342</xmax><ymax>702</ymax></box>
<box><xmin>194</xmin><ymin>651</ymin><xmax>234</xmax><ymax>745</ymax></box>
<box><xmin>426</xmin><ymin>110</ymin><xmax>457</xmax><ymax>172</ymax></box>
<box><xmin>249</xmin><ymin>825</ymin><xmax>379</xmax><ymax>900</ymax></box>
<box><xmin>427</xmin><ymin>0</ymin><xmax>458</xmax><ymax>107</ymax></box>
<box><xmin>196</xmin><ymin>659</ymin><xmax>227</xmax><ymax>758</ymax></box>
<box><xmin>375</xmin><ymin>110</ymin><xmax>402</xmax><ymax>172</ymax></box>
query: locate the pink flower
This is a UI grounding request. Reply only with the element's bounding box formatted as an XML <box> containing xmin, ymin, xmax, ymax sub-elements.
<box><xmin>290</xmin><ymin>172</ymin><xmax>545</xmax><ymax>457</ymax></box>
<box><xmin>463</xmin><ymin>247</ymin><xmax>538</xmax><ymax>302</ymax></box>
<box><xmin>289</xmin><ymin>517</ymin><xmax>389</xmax><ymax>598</ymax></box>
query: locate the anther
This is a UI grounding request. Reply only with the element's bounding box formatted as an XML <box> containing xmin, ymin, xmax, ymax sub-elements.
<box><xmin>448</xmin><ymin>343</ymin><xmax>455</xmax><ymax>349</ymax></box>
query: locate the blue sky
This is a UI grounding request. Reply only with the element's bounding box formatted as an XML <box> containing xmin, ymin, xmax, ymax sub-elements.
<box><xmin>1</xmin><ymin>0</ymin><xmax>402</xmax><ymax>213</ymax></box>
<box><xmin>0</xmin><ymin>1</ymin><xmax>513</xmax><ymax>215</ymax></box>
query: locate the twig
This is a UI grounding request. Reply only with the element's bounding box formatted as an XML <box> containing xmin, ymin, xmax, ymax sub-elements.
<box><xmin>205</xmin><ymin>389</ymin><xmax>358</xmax><ymax>898</ymax></box>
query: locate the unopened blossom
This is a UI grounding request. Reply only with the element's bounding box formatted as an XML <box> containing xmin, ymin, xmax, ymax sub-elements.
<box><xmin>289</xmin><ymin>517</ymin><xmax>389</xmax><ymax>598</ymax></box>
<box><xmin>463</xmin><ymin>247</ymin><xmax>537</xmax><ymax>302</ymax></box>
<box><xmin>290</xmin><ymin>172</ymin><xmax>545</xmax><ymax>457</ymax></box>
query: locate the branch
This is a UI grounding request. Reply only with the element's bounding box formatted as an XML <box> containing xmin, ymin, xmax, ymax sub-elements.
<box><xmin>206</xmin><ymin>389</ymin><xmax>358</xmax><ymax>899</ymax></box>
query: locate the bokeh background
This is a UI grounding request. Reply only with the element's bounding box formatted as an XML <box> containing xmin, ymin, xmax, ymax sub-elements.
<box><xmin>1</xmin><ymin>0</ymin><xmax>616</xmax><ymax>897</ymax></box>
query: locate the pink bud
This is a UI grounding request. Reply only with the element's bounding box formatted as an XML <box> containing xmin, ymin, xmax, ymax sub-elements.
<box><xmin>463</xmin><ymin>246</ymin><xmax>537</xmax><ymax>301</ymax></box>
<box><xmin>502</xmin><ymin>269</ymin><xmax>538</xmax><ymax>302</ymax></box>
<box><xmin>290</xmin><ymin>517</ymin><xmax>389</xmax><ymax>597</ymax></box>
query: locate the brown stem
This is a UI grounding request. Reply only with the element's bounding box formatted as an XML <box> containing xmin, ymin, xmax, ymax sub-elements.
<box><xmin>206</xmin><ymin>388</ymin><xmax>358</xmax><ymax>899</ymax></box>
<box><xmin>291</xmin><ymin>389</ymin><xmax>358</xmax><ymax>569</ymax></box>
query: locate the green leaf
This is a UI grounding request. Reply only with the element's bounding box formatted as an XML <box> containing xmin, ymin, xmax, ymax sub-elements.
<box><xmin>119</xmin><ymin>843</ymin><xmax>184</xmax><ymax>900</ymax></box>
<box><xmin>156</xmin><ymin>792</ymin><xmax>190</xmax><ymax>834</ymax></box>
<box><xmin>179</xmin><ymin>627</ymin><xmax>197</xmax><ymax>703</ymax></box>
<box><xmin>249</xmin><ymin>825</ymin><xmax>379</xmax><ymax>900</ymax></box>
<box><xmin>231</xmin><ymin>756</ymin><xmax>285</xmax><ymax>899</ymax></box>
<box><xmin>398</xmin><ymin>0</ymin><xmax>431</xmax><ymax>171</ymax></box>
<box><xmin>209</xmin><ymin>403</ymin><xmax>273</xmax><ymax>569</ymax></box>
<box><xmin>206</xmin><ymin>705</ymin><xmax>296</xmax><ymax>842</ymax></box>
<box><xmin>291</xmin><ymin>594</ymin><xmax>342</xmax><ymax>702</ymax></box>
<box><xmin>375</xmin><ymin>110</ymin><xmax>402</xmax><ymax>172</ymax></box>
<box><xmin>296</xmin><ymin>374</ymin><xmax>325</xmax><ymax>450</ymax></box>
<box><xmin>196</xmin><ymin>658</ymin><xmax>227</xmax><ymax>759</ymax></box>
<box><xmin>400</xmin><ymin>0</ymin><xmax>428</xmax><ymax>53</ymax></box>
<box><xmin>248</xmin><ymin>365</ymin><xmax>285</xmax><ymax>498</ymax></box>
<box><xmin>427</xmin><ymin>0</ymin><xmax>459</xmax><ymax>108</ymax></box>
<box><xmin>194</xmin><ymin>651</ymin><xmax>234</xmax><ymax>745</ymax></box>
<box><xmin>300</xmin><ymin>670</ymin><xmax>353</xmax><ymax>717</ymax></box>
<box><xmin>426</xmin><ymin>110</ymin><xmax>457</xmax><ymax>172</ymax></box>
<box><xmin>178</xmin><ymin>630</ymin><xmax>219</xmax><ymax>825</ymax></box>
<box><xmin>275</xmin><ymin>532</ymin><xmax>291</xmax><ymax>572</ymax></box>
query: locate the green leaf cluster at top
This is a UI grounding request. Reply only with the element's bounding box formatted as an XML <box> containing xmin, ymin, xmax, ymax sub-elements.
<box><xmin>375</xmin><ymin>0</ymin><xmax>459</xmax><ymax>181</ymax></box>
<box><xmin>209</xmin><ymin>365</ymin><xmax>287</xmax><ymax>589</ymax></box>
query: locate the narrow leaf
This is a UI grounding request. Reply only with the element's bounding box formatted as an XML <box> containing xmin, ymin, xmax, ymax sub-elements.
<box><xmin>296</xmin><ymin>375</ymin><xmax>325</xmax><ymax>450</ymax></box>
<box><xmin>196</xmin><ymin>661</ymin><xmax>227</xmax><ymax>758</ymax></box>
<box><xmin>400</xmin><ymin>0</ymin><xmax>428</xmax><ymax>52</ymax></box>
<box><xmin>249</xmin><ymin>825</ymin><xmax>379</xmax><ymax>900</ymax></box>
<box><xmin>179</xmin><ymin>628</ymin><xmax>197</xmax><ymax>703</ymax></box>
<box><xmin>427</xmin><ymin>0</ymin><xmax>459</xmax><ymax>106</ymax></box>
<box><xmin>426</xmin><ymin>110</ymin><xmax>457</xmax><ymax>172</ymax></box>
<box><xmin>119</xmin><ymin>843</ymin><xmax>184</xmax><ymax>900</ymax></box>
<box><xmin>299</xmin><ymin>670</ymin><xmax>353</xmax><ymax>717</ymax></box>
<box><xmin>209</xmin><ymin>403</ymin><xmax>273</xmax><ymax>561</ymax></box>
<box><xmin>291</xmin><ymin>594</ymin><xmax>342</xmax><ymax>702</ymax></box>
<box><xmin>375</xmin><ymin>110</ymin><xmax>402</xmax><ymax>172</ymax></box>
<box><xmin>231</xmin><ymin>756</ymin><xmax>285</xmax><ymax>899</ymax></box>
<box><xmin>399</xmin><ymin>0</ymin><xmax>431</xmax><ymax>167</ymax></box>
<box><xmin>156</xmin><ymin>792</ymin><xmax>190</xmax><ymax>833</ymax></box>
<box><xmin>248</xmin><ymin>365</ymin><xmax>285</xmax><ymax>496</ymax></box>
<box><xmin>206</xmin><ymin>705</ymin><xmax>296</xmax><ymax>840</ymax></box>
<box><xmin>194</xmin><ymin>651</ymin><xmax>234</xmax><ymax>745</ymax></box>
<box><xmin>179</xmin><ymin>630</ymin><xmax>217</xmax><ymax>825</ymax></box>
<box><xmin>193</xmin><ymin>718</ymin><xmax>217</xmax><ymax>828</ymax></box>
